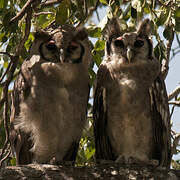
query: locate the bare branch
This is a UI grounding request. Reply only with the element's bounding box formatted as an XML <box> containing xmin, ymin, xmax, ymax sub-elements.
<box><xmin>10</xmin><ymin>0</ymin><xmax>41</xmax><ymax>23</ymax></box>
<box><xmin>34</xmin><ymin>11</ymin><xmax>54</xmax><ymax>17</ymax></box>
<box><xmin>161</xmin><ymin>29</ymin><xmax>174</xmax><ymax>80</ymax></box>
<box><xmin>170</xmin><ymin>105</ymin><xmax>175</xmax><ymax>119</ymax></box>
<box><xmin>0</xmin><ymin>61</ymin><xmax>13</xmax><ymax>83</ymax></box>
<box><xmin>39</xmin><ymin>0</ymin><xmax>62</xmax><ymax>9</ymax></box>
<box><xmin>172</xmin><ymin>133</ymin><xmax>180</xmax><ymax>155</ymax></box>
<box><xmin>0</xmin><ymin>52</ymin><xmax>13</xmax><ymax>59</ymax></box>
<box><xmin>0</xmin><ymin>148</ymin><xmax>11</xmax><ymax>168</ymax></box>
<box><xmin>0</xmin><ymin>52</ymin><xmax>14</xmax><ymax>83</ymax></box>
<box><xmin>15</xmin><ymin>9</ymin><xmax>32</xmax><ymax>56</ymax></box>
<box><xmin>0</xmin><ymin>85</ymin><xmax>10</xmax><ymax>167</ymax></box>
<box><xmin>168</xmin><ymin>84</ymin><xmax>180</xmax><ymax>101</ymax></box>
<box><xmin>77</xmin><ymin>0</ymin><xmax>100</xmax><ymax>27</ymax></box>
<box><xmin>169</xmin><ymin>101</ymin><xmax>180</xmax><ymax>106</ymax></box>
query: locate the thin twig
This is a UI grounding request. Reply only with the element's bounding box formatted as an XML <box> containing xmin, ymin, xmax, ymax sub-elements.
<box><xmin>10</xmin><ymin>0</ymin><xmax>40</xmax><ymax>23</ymax></box>
<box><xmin>168</xmin><ymin>84</ymin><xmax>180</xmax><ymax>101</ymax></box>
<box><xmin>172</xmin><ymin>133</ymin><xmax>180</xmax><ymax>155</ymax></box>
<box><xmin>169</xmin><ymin>101</ymin><xmax>180</xmax><ymax>106</ymax></box>
<box><xmin>34</xmin><ymin>11</ymin><xmax>54</xmax><ymax>17</ymax></box>
<box><xmin>0</xmin><ymin>61</ymin><xmax>13</xmax><ymax>83</ymax></box>
<box><xmin>170</xmin><ymin>105</ymin><xmax>175</xmax><ymax>120</ymax></box>
<box><xmin>38</xmin><ymin>0</ymin><xmax>62</xmax><ymax>10</ymax></box>
<box><xmin>0</xmin><ymin>149</ymin><xmax>11</xmax><ymax>167</ymax></box>
<box><xmin>161</xmin><ymin>29</ymin><xmax>174</xmax><ymax>79</ymax></box>
<box><xmin>0</xmin><ymin>52</ymin><xmax>14</xmax><ymax>83</ymax></box>
<box><xmin>16</xmin><ymin>9</ymin><xmax>32</xmax><ymax>56</ymax></box>
<box><xmin>77</xmin><ymin>0</ymin><xmax>100</xmax><ymax>27</ymax></box>
<box><xmin>0</xmin><ymin>52</ymin><xmax>13</xmax><ymax>59</ymax></box>
<box><xmin>0</xmin><ymin>85</ymin><xmax>9</xmax><ymax>166</ymax></box>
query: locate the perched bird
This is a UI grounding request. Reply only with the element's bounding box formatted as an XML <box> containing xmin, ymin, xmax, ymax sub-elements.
<box><xmin>10</xmin><ymin>24</ymin><xmax>92</xmax><ymax>165</ymax></box>
<box><xmin>93</xmin><ymin>18</ymin><xmax>171</xmax><ymax>168</ymax></box>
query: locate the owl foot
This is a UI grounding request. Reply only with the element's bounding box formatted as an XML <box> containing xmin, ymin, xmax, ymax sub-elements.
<box><xmin>115</xmin><ymin>155</ymin><xmax>125</xmax><ymax>164</ymax></box>
<box><xmin>50</xmin><ymin>158</ymin><xmax>74</xmax><ymax>166</ymax></box>
<box><xmin>125</xmin><ymin>157</ymin><xmax>159</xmax><ymax>167</ymax></box>
<box><xmin>96</xmin><ymin>159</ymin><xmax>114</xmax><ymax>165</ymax></box>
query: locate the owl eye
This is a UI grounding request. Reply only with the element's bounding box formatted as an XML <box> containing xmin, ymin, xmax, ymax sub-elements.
<box><xmin>134</xmin><ymin>40</ymin><xmax>144</xmax><ymax>47</ymax></box>
<box><xmin>67</xmin><ymin>41</ymin><xmax>79</xmax><ymax>52</ymax></box>
<box><xmin>46</xmin><ymin>40</ymin><xmax>57</xmax><ymax>51</ymax></box>
<box><xmin>114</xmin><ymin>40</ymin><xmax>124</xmax><ymax>48</ymax></box>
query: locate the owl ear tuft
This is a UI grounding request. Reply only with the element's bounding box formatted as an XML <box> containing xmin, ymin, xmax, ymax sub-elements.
<box><xmin>34</xmin><ymin>29</ymin><xmax>51</xmax><ymax>40</ymax></box>
<box><xmin>103</xmin><ymin>17</ymin><xmax>123</xmax><ymax>40</ymax></box>
<box><xmin>137</xmin><ymin>19</ymin><xmax>151</xmax><ymax>38</ymax></box>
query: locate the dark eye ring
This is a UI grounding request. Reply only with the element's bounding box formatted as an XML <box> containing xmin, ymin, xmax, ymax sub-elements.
<box><xmin>69</xmin><ymin>45</ymin><xmax>78</xmax><ymax>51</ymax></box>
<box><xmin>134</xmin><ymin>40</ymin><xmax>144</xmax><ymax>47</ymax></box>
<box><xmin>46</xmin><ymin>42</ymin><xmax>57</xmax><ymax>51</ymax></box>
<box><xmin>114</xmin><ymin>40</ymin><xmax>124</xmax><ymax>48</ymax></box>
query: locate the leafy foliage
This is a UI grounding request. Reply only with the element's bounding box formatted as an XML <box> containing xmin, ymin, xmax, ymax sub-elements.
<box><xmin>0</xmin><ymin>0</ymin><xmax>180</xmax><ymax>168</ymax></box>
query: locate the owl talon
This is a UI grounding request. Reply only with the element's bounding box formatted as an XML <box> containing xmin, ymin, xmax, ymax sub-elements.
<box><xmin>96</xmin><ymin>159</ymin><xmax>114</xmax><ymax>165</ymax></box>
<box><xmin>115</xmin><ymin>155</ymin><xmax>125</xmax><ymax>164</ymax></box>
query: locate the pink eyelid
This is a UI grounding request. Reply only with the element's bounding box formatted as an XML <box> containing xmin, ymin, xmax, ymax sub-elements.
<box><xmin>70</xmin><ymin>41</ymin><xmax>78</xmax><ymax>47</ymax></box>
<box><xmin>116</xmin><ymin>37</ymin><xmax>123</xmax><ymax>40</ymax></box>
<box><xmin>47</xmin><ymin>40</ymin><xmax>55</xmax><ymax>45</ymax></box>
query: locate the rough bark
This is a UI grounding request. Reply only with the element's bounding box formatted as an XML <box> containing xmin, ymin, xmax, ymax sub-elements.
<box><xmin>0</xmin><ymin>164</ymin><xmax>179</xmax><ymax>180</ymax></box>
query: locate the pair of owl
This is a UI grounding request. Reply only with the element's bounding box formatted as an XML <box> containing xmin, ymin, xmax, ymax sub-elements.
<box><xmin>10</xmin><ymin>18</ymin><xmax>171</xmax><ymax>168</ymax></box>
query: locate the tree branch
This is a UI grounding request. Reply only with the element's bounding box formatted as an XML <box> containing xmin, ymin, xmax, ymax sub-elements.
<box><xmin>40</xmin><ymin>0</ymin><xmax>63</xmax><ymax>9</ymax></box>
<box><xmin>172</xmin><ymin>133</ymin><xmax>180</xmax><ymax>155</ymax></box>
<box><xmin>161</xmin><ymin>29</ymin><xmax>174</xmax><ymax>80</ymax></box>
<box><xmin>10</xmin><ymin>0</ymin><xmax>41</xmax><ymax>23</ymax></box>
<box><xmin>169</xmin><ymin>101</ymin><xmax>180</xmax><ymax>106</ymax></box>
<box><xmin>168</xmin><ymin>84</ymin><xmax>180</xmax><ymax>101</ymax></box>
<box><xmin>15</xmin><ymin>9</ymin><xmax>32</xmax><ymax>56</ymax></box>
<box><xmin>0</xmin><ymin>164</ymin><xmax>179</xmax><ymax>179</ymax></box>
<box><xmin>34</xmin><ymin>11</ymin><xmax>54</xmax><ymax>17</ymax></box>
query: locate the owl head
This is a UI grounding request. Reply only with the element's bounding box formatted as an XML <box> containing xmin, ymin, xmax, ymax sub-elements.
<box><xmin>104</xmin><ymin>18</ymin><xmax>153</xmax><ymax>64</ymax></box>
<box><xmin>29</xmin><ymin>24</ymin><xmax>93</xmax><ymax>66</ymax></box>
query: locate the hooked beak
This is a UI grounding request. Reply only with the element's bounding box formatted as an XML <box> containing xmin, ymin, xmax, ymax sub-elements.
<box><xmin>127</xmin><ymin>46</ymin><xmax>133</xmax><ymax>63</ymax></box>
<box><xmin>59</xmin><ymin>48</ymin><xmax>64</xmax><ymax>63</ymax></box>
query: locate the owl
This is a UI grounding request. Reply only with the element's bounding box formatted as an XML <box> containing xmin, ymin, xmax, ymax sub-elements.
<box><xmin>10</xmin><ymin>24</ymin><xmax>92</xmax><ymax>165</ymax></box>
<box><xmin>93</xmin><ymin>18</ymin><xmax>171</xmax><ymax>168</ymax></box>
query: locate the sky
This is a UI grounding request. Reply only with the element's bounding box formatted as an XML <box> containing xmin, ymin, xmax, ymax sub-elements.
<box><xmin>91</xmin><ymin>7</ymin><xmax>180</xmax><ymax>160</ymax></box>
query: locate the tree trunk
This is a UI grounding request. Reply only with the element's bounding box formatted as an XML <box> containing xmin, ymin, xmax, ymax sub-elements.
<box><xmin>0</xmin><ymin>164</ymin><xmax>179</xmax><ymax>180</ymax></box>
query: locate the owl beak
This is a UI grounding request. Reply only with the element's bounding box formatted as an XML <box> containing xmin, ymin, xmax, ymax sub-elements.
<box><xmin>59</xmin><ymin>48</ymin><xmax>64</xmax><ymax>62</ymax></box>
<box><xmin>127</xmin><ymin>46</ymin><xmax>133</xmax><ymax>63</ymax></box>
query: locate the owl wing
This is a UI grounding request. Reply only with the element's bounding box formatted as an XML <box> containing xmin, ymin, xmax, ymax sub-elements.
<box><xmin>10</xmin><ymin>59</ymin><xmax>33</xmax><ymax>165</ymax></box>
<box><xmin>150</xmin><ymin>74</ymin><xmax>171</xmax><ymax>168</ymax></box>
<box><xmin>63</xmin><ymin>84</ymin><xmax>90</xmax><ymax>163</ymax></box>
<box><xmin>93</xmin><ymin>64</ymin><xmax>116</xmax><ymax>161</ymax></box>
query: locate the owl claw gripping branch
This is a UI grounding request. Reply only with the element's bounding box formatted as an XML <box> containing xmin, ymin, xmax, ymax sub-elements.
<box><xmin>10</xmin><ymin>24</ymin><xmax>92</xmax><ymax>165</ymax></box>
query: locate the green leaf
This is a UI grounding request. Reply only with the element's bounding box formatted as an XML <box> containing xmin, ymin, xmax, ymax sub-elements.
<box><xmin>93</xmin><ymin>50</ymin><xmax>103</xmax><ymax>67</ymax></box>
<box><xmin>154</xmin><ymin>44</ymin><xmax>161</xmax><ymax>60</ymax></box>
<box><xmin>10</xmin><ymin>157</ymin><xmax>16</xmax><ymax>166</ymax></box>
<box><xmin>131</xmin><ymin>0</ymin><xmax>142</xmax><ymax>13</ymax></box>
<box><xmin>175</xmin><ymin>7</ymin><xmax>180</xmax><ymax>18</ymax></box>
<box><xmin>156</xmin><ymin>11</ymin><xmax>169</xmax><ymax>26</ymax></box>
<box><xmin>87</xmin><ymin>27</ymin><xmax>102</xmax><ymax>38</ymax></box>
<box><xmin>3</xmin><ymin>61</ymin><xmax>8</xmax><ymax>68</ymax></box>
<box><xmin>131</xmin><ymin>7</ymin><xmax>137</xmax><ymax>19</ymax></box>
<box><xmin>163</xmin><ymin>26</ymin><xmax>173</xmax><ymax>40</ymax></box>
<box><xmin>175</xmin><ymin>18</ymin><xmax>180</xmax><ymax>32</ymax></box>
<box><xmin>89</xmin><ymin>68</ymin><xmax>96</xmax><ymax>86</ymax></box>
<box><xmin>99</xmin><ymin>0</ymin><xmax>108</xmax><ymax>5</ymax></box>
<box><xmin>0</xmin><ymin>0</ymin><xmax>5</xmax><ymax>9</ymax></box>
<box><xmin>55</xmin><ymin>0</ymin><xmax>69</xmax><ymax>24</ymax></box>
<box><xmin>94</xmin><ymin>40</ymin><xmax>105</xmax><ymax>51</ymax></box>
